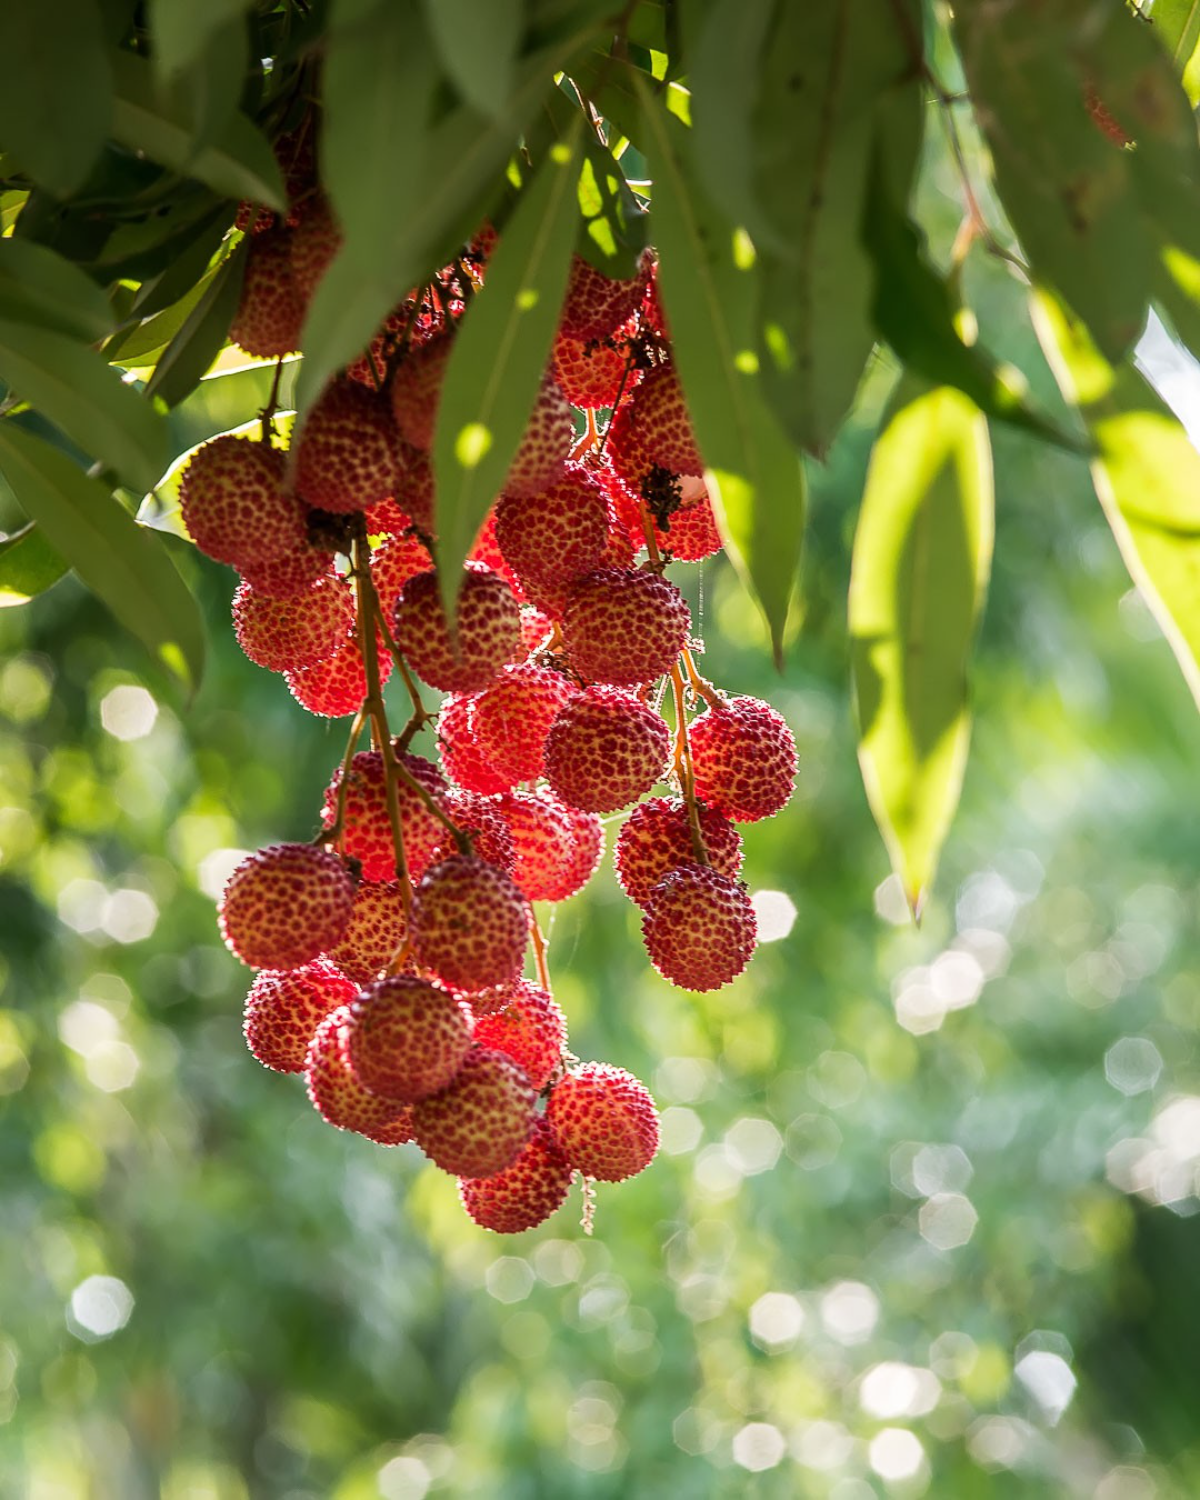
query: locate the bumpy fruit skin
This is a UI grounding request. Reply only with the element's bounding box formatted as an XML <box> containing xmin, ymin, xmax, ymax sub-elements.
<box><xmin>614</xmin><ymin>797</ymin><xmax>743</xmax><ymax>907</ymax></box>
<box><xmin>412</xmin><ymin>1047</ymin><xmax>537</xmax><ymax>1178</ymax></box>
<box><xmin>393</xmin><ymin>565</ymin><xmax>520</xmax><ymax>693</ymax></box>
<box><xmin>497</xmin><ymin>790</ymin><xmax>602</xmax><ymax>903</ymax></box>
<box><xmin>458</xmin><ymin>1116</ymin><xmax>573</xmax><ymax>1233</ymax></box>
<box><xmin>306</xmin><ymin>1006</ymin><xmax>415</xmax><ymax>1145</ymax></box>
<box><xmin>232</xmin><ymin>573</ymin><xmax>355</xmax><ymax>673</ymax></box>
<box><xmin>288</xmin><ymin>194</ymin><xmax>342</xmax><ymax>302</ymax></box>
<box><xmin>438</xmin><ymin>694</ymin><xmax>509</xmax><ymax>796</ymax></box>
<box><xmin>322</xmin><ymin>750</ymin><xmax>448</xmax><ymax>883</ymax></box>
<box><xmin>432</xmin><ymin>790</ymin><xmax>515</xmax><ymax>874</ymax></box>
<box><xmin>286</xmin><ymin>631</ymin><xmax>390</xmax><ymax>718</ymax></box>
<box><xmin>390</xmin><ymin>335</ymin><xmax>452</xmax><ymax>450</ymax></box>
<box><xmin>543</xmin><ymin>687</ymin><xmax>671</xmax><ymax>813</ymax></box>
<box><xmin>240</xmin><ymin>538</ymin><xmax>335</xmax><ymax>600</ymax></box>
<box><xmin>546</xmin><ymin>1063</ymin><xmax>659</xmax><ymax>1182</ymax></box>
<box><xmin>562</xmin><ymin>567</ymin><xmax>690</xmax><ymax>686</ymax></box>
<box><xmin>502</xmin><ymin>372</ymin><xmax>574</xmax><ymax>498</ymax></box>
<box><xmin>230</xmin><ymin>224</ymin><xmax>304</xmax><ymax>358</ymax></box>
<box><xmin>607</xmin><ymin>360</ymin><xmax>702</xmax><ymax>485</ymax></box>
<box><xmin>293</xmin><ymin>380</ymin><xmax>401</xmax><ymax>513</ymax></box>
<box><xmin>219</xmin><ymin>843</ymin><xmax>355</xmax><ymax>971</ymax></box>
<box><xmin>243</xmin><ymin>959</ymin><xmax>358</xmax><ymax>1073</ymax></box>
<box><xmin>325</xmin><ymin>880</ymin><xmax>406</xmax><ymax>986</ymax></box>
<box><xmin>409</xmin><ymin>856</ymin><xmax>529</xmax><ymax>993</ymax></box>
<box><xmin>553</xmin><ymin>329</ymin><xmax>638</xmax><ymax>411</ymax></box>
<box><xmin>369</xmin><ymin>531</ymin><xmax>433</xmax><ymax>614</ymax></box>
<box><xmin>179</xmin><ymin>437</ymin><xmax>306</xmax><ymax>570</ymax></box>
<box><xmin>470</xmin><ymin>664</ymin><xmax>575</xmax><ymax>790</ymax></box>
<box><xmin>494</xmin><ymin>466</ymin><xmax>609</xmax><ymax>613</ymax></box>
<box><xmin>688</xmin><ymin>695</ymin><xmax>797</xmax><ymax>823</ymax></box>
<box><xmin>641</xmin><ymin>862</ymin><xmax>757</xmax><ymax>991</ymax></box>
<box><xmin>348</xmin><ymin>975</ymin><xmax>474</xmax><ymax>1103</ymax></box>
<box><xmin>607</xmin><ymin>469</ymin><xmax>723</xmax><ymax>563</ymax></box>
<box><xmin>558</xmin><ymin>252</ymin><xmax>650</xmax><ymax>342</ymax></box>
<box><xmin>473</xmin><ymin>982</ymin><xmax>566</xmax><ymax>1091</ymax></box>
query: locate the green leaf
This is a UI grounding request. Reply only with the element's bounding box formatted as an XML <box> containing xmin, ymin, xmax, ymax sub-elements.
<box><xmin>1155</xmin><ymin>243</ymin><xmax>1200</xmax><ymax>355</ymax></box>
<box><xmin>432</xmin><ymin>121</ymin><xmax>584</xmax><ymax>609</ymax></box>
<box><xmin>849</xmin><ymin>381</ymin><xmax>995</xmax><ymax>915</ymax></box>
<box><xmin>0</xmin><ymin>319</ymin><xmax>169</xmax><ymax>493</ymax></box>
<box><xmin>107</xmin><ymin>268</ymin><xmax>217</xmax><ymax>365</ymax></box>
<box><xmin>0</xmin><ymin>239</ymin><xmax>113</xmax><ymax>344</ymax></box>
<box><xmin>0</xmin><ymin>0</ymin><xmax>112</xmax><ymax>197</ymax></box>
<box><xmin>636</xmin><ymin>77</ymin><xmax>805</xmax><ymax>664</ymax></box>
<box><xmin>149</xmin><ymin>0</ymin><xmax>252</xmax><ymax>80</ymax></box>
<box><xmin>146</xmin><ymin>242</ymin><xmax>247</xmax><ymax>410</ymax></box>
<box><xmin>753</xmin><ymin>0</ymin><xmax>914</xmax><ymax>455</ymax></box>
<box><xmin>423</xmin><ymin>0</ymin><xmax>522</xmax><ymax>116</ymax></box>
<box><xmin>299</xmin><ymin>34</ymin><xmax>597</xmax><ymax>411</ymax></box>
<box><xmin>953</xmin><ymin>0</ymin><xmax>1154</xmax><ymax>362</ymax></box>
<box><xmin>576</xmin><ymin>134</ymin><xmax>648</xmax><ymax>277</ymax></box>
<box><xmin>1149</xmin><ymin>0</ymin><xmax>1200</xmax><ymax>72</ymax></box>
<box><xmin>864</xmin><ymin>155</ymin><xmax>1086</xmax><ymax>453</ymax></box>
<box><xmin>0</xmin><ymin>522</ymin><xmax>68</xmax><ymax>605</ymax></box>
<box><xmin>1033</xmin><ymin>290</ymin><xmax>1200</xmax><ymax>713</ymax></box>
<box><xmin>166</xmin><ymin>361</ymin><xmax>298</xmax><ymax>463</ymax></box>
<box><xmin>0</xmin><ymin>422</ymin><xmax>205</xmax><ymax>689</ymax></box>
<box><xmin>109</xmin><ymin>50</ymin><xmax>285</xmax><ymax>211</ymax></box>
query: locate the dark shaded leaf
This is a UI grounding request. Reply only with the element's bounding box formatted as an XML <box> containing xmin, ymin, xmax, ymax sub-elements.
<box><xmin>636</xmin><ymin>77</ymin><xmax>805</xmax><ymax>665</ymax></box>
<box><xmin>1034</xmin><ymin>290</ymin><xmax>1200</xmax><ymax>712</ymax></box>
<box><xmin>423</xmin><ymin>0</ymin><xmax>522</xmax><ymax>116</ymax></box>
<box><xmin>149</xmin><ymin>0</ymin><xmax>253</xmax><ymax>80</ymax></box>
<box><xmin>0</xmin><ymin>0</ymin><xmax>112</xmax><ymax>197</ymax></box>
<box><xmin>146</xmin><ymin>243</ymin><xmax>247</xmax><ymax>410</ymax></box>
<box><xmin>0</xmin><ymin>422</ymin><xmax>205</xmax><ymax>689</ymax></box>
<box><xmin>0</xmin><ymin>319</ymin><xmax>169</xmax><ymax>492</ymax></box>
<box><xmin>0</xmin><ymin>522</ymin><xmax>68</xmax><ymax>605</ymax></box>
<box><xmin>432</xmin><ymin>121</ymin><xmax>584</xmax><ymax>610</ymax></box>
<box><xmin>849</xmin><ymin>380</ymin><xmax>995</xmax><ymax>915</ymax></box>
<box><xmin>0</xmin><ymin>239</ymin><xmax>113</xmax><ymax>344</ymax></box>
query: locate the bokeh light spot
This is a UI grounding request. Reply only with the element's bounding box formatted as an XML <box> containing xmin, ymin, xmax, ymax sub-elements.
<box><xmin>732</xmin><ymin>1422</ymin><xmax>786</xmax><ymax>1472</ymax></box>
<box><xmin>100</xmin><ymin>685</ymin><xmax>158</xmax><ymax>741</ymax></box>
<box><xmin>919</xmin><ymin>1193</ymin><xmax>978</xmax><ymax>1250</ymax></box>
<box><xmin>750</xmin><ymin>889</ymin><xmax>796</xmax><ymax>943</ymax></box>
<box><xmin>67</xmin><ymin>1276</ymin><xmax>133</xmax><ymax>1342</ymax></box>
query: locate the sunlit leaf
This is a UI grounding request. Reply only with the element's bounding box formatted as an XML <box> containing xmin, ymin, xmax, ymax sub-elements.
<box><xmin>849</xmin><ymin>381</ymin><xmax>995</xmax><ymax>915</ymax></box>
<box><xmin>0</xmin><ymin>522</ymin><xmax>68</xmax><ymax>605</ymax></box>
<box><xmin>432</xmin><ymin>121</ymin><xmax>584</xmax><ymax>610</ymax></box>
<box><xmin>636</xmin><ymin>75</ymin><xmax>805</xmax><ymax>665</ymax></box>
<box><xmin>0</xmin><ymin>422</ymin><xmax>205</xmax><ymax>689</ymax></box>
<box><xmin>1034</xmin><ymin>290</ymin><xmax>1200</xmax><ymax>713</ymax></box>
<box><xmin>146</xmin><ymin>243</ymin><xmax>247</xmax><ymax>410</ymax></box>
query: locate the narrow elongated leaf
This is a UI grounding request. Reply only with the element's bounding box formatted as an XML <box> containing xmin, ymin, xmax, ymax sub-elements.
<box><xmin>0</xmin><ymin>320</ymin><xmax>169</xmax><ymax>493</ymax></box>
<box><xmin>0</xmin><ymin>522</ymin><xmax>68</xmax><ymax>605</ymax></box>
<box><xmin>0</xmin><ymin>423</ymin><xmax>204</xmax><ymax>689</ymax></box>
<box><xmin>1155</xmin><ymin>244</ymin><xmax>1200</xmax><ymax>356</ymax></box>
<box><xmin>423</xmin><ymin>0</ymin><xmax>522</xmax><ymax>116</ymax></box>
<box><xmin>576</xmin><ymin>133</ymin><xmax>648</xmax><ymax>277</ymax></box>
<box><xmin>299</xmin><ymin>34</ymin><xmax>598</xmax><ymax>411</ymax></box>
<box><xmin>954</xmin><ymin>0</ymin><xmax>1153</xmax><ymax>361</ymax></box>
<box><xmin>1150</xmin><ymin>0</ymin><xmax>1200</xmax><ymax>70</ymax></box>
<box><xmin>637</xmin><ymin>78</ymin><xmax>805</xmax><ymax>664</ymax></box>
<box><xmin>0</xmin><ymin>239</ymin><xmax>113</xmax><ymax>344</ymax></box>
<box><xmin>1033</xmin><ymin>291</ymin><xmax>1200</xmax><ymax>712</ymax></box>
<box><xmin>849</xmin><ymin>382</ymin><xmax>995</xmax><ymax>915</ymax></box>
<box><xmin>109</xmin><ymin>50</ymin><xmax>284</xmax><ymax>210</ymax></box>
<box><xmin>146</xmin><ymin>243</ymin><xmax>247</xmax><ymax>410</ymax></box>
<box><xmin>433</xmin><ymin>122</ymin><xmax>584</xmax><ymax>607</ymax></box>
<box><xmin>864</xmin><ymin>161</ymin><xmax>1085</xmax><ymax>453</ymax></box>
<box><xmin>149</xmin><ymin>0</ymin><xmax>252</xmax><ymax>80</ymax></box>
<box><xmin>0</xmin><ymin>0</ymin><xmax>112</xmax><ymax>197</ymax></box>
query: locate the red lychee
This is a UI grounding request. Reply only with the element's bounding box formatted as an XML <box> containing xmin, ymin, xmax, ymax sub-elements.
<box><xmin>347</xmin><ymin>974</ymin><xmax>473</xmax><ymax>1103</ymax></box>
<box><xmin>431</xmin><ymin>789</ymin><xmax>516</xmax><ymax>874</ymax></box>
<box><xmin>179</xmin><ymin>437</ymin><xmax>306</xmax><ymax>571</ymax></box>
<box><xmin>469</xmin><ymin>663</ymin><xmax>575</xmax><ymax>789</ymax></box>
<box><xmin>553</xmin><ymin>329</ymin><xmax>639</xmax><ymax>410</ymax></box>
<box><xmin>240</xmin><ymin>537</ymin><xmax>337</xmax><ymax>600</ymax></box>
<box><xmin>473</xmin><ymin>981</ymin><xmax>566</xmax><ymax>1091</ymax></box>
<box><xmin>286</xmin><ymin>629</ymin><xmax>390</xmax><ymax>718</ymax></box>
<box><xmin>688</xmin><ymin>695</ymin><xmax>797</xmax><ymax>823</ymax></box>
<box><xmin>409</xmin><ymin>856</ymin><xmax>529</xmax><ymax>994</ymax></box>
<box><xmin>496</xmin><ymin>789</ymin><xmax>601</xmax><ymax>904</ymax></box>
<box><xmin>546</xmin><ymin>1063</ymin><xmax>660</xmax><ymax>1182</ymax></box>
<box><xmin>305</xmin><ymin>1006</ymin><xmax>415</xmax><ymax>1145</ymax></box>
<box><xmin>230</xmin><ymin>224</ymin><xmax>304</xmax><ymax>358</ymax></box>
<box><xmin>607</xmin><ymin>360</ymin><xmax>702</xmax><ymax>486</ymax></box>
<box><xmin>543</xmin><ymin>686</ymin><xmax>671</xmax><ymax>813</ymax></box>
<box><xmin>641</xmin><ymin>862</ymin><xmax>757</xmax><ymax>991</ymax></box>
<box><xmin>368</xmin><ymin>529</ymin><xmax>433</xmax><ymax>615</ymax></box>
<box><xmin>494</xmin><ymin>466</ymin><xmax>609</xmax><ymax>613</ymax></box>
<box><xmin>325</xmin><ymin>880</ymin><xmax>406</xmax><ymax>986</ymax></box>
<box><xmin>390</xmin><ymin>334</ymin><xmax>452</xmax><ymax>451</ymax></box>
<box><xmin>411</xmin><ymin>1046</ymin><xmax>537</xmax><ymax>1178</ymax></box>
<box><xmin>561</xmin><ymin>567</ymin><xmax>690</xmax><ymax>686</ymax></box>
<box><xmin>321</xmin><ymin>750</ymin><xmax>448</xmax><ymax>883</ymax></box>
<box><xmin>288</xmin><ymin>194</ymin><xmax>342</xmax><ymax>303</ymax></box>
<box><xmin>458</xmin><ymin>1116</ymin><xmax>573</xmax><ymax>1233</ymax></box>
<box><xmin>393</xmin><ymin>564</ymin><xmax>520</xmax><ymax>693</ymax></box>
<box><xmin>293</xmin><ymin>380</ymin><xmax>402</xmax><ymax>513</ymax></box>
<box><xmin>243</xmin><ymin>958</ymin><xmax>357</xmax><ymax>1073</ymax></box>
<box><xmin>558</xmin><ymin>252</ymin><xmax>651</xmax><ymax>342</ymax></box>
<box><xmin>232</xmin><ymin>572</ymin><xmax>355</xmax><ymax>673</ymax></box>
<box><xmin>614</xmin><ymin>796</ymin><xmax>743</xmax><ymax>907</ymax></box>
<box><xmin>219</xmin><ymin>842</ymin><xmax>355</xmax><ymax>971</ymax></box>
<box><xmin>437</xmin><ymin>694</ymin><xmax>510</xmax><ymax>796</ymax></box>
<box><xmin>502</xmin><ymin>372</ymin><xmax>574</xmax><ymax>498</ymax></box>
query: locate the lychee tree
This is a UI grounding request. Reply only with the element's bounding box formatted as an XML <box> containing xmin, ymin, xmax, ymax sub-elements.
<box><xmin>1</xmin><ymin>0</ymin><xmax>1199</xmax><ymax>1228</ymax></box>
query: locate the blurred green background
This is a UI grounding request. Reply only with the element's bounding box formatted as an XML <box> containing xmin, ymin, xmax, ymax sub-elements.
<box><xmin>3</xmin><ymin>185</ymin><xmax>1200</xmax><ymax>1500</ymax></box>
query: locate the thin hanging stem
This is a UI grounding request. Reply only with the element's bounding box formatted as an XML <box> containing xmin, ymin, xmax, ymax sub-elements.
<box><xmin>670</xmin><ymin>661</ymin><xmax>709</xmax><ymax>865</ymax></box>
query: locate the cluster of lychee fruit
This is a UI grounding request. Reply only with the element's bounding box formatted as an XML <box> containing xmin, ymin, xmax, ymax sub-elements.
<box><xmin>199</xmin><ymin>124</ymin><xmax>796</xmax><ymax>1234</ymax></box>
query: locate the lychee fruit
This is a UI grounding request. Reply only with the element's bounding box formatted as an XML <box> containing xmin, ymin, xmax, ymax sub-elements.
<box><xmin>305</xmin><ymin>1006</ymin><xmax>415</xmax><ymax>1145</ymax></box>
<box><xmin>240</xmin><ymin>537</ymin><xmax>337</xmax><ymax>600</ymax></box>
<box><xmin>243</xmin><ymin>958</ymin><xmax>358</xmax><ymax>1073</ymax></box>
<box><xmin>558</xmin><ymin>252</ymin><xmax>651</xmax><ymax>342</ymax></box>
<box><xmin>322</xmin><ymin>750</ymin><xmax>448</xmax><ymax>883</ymax></box>
<box><xmin>472</xmin><ymin>981</ymin><xmax>566</xmax><ymax>1090</ymax></box>
<box><xmin>607</xmin><ymin>359</ymin><xmax>702</xmax><ymax>486</ymax></box>
<box><xmin>688</xmin><ymin>695</ymin><xmax>797</xmax><ymax>823</ymax></box>
<box><xmin>546</xmin><ymin>1063</ymin><xmax>659</xmax><ymax>1182</ymax></box>
<box><xmin>347</xmin><ymin>974</ymin><xmax>473</xmax><ymax>1103</ymax></box>
<box><xmin>561</xmin><ymin>566</ymin><xmax>690</xmax><ymax>686</ymax></box>
<box><xmin>614</xmin><ymin>796</ymin><xmax>743</xmax><ymax>907</ymax></box>
<box><xmin>497</xmin><ymin>789</ymin><xmax>602</xmax><ymax>903</ymax></box>
<box><xmin>494</xmin><ymin>466</ymin><xmax>609</xmax><ymax>613</ymax></box>
<box><xmin>431</xmin><ymin>789</ymin><xmax>516</xmax><ymax>874</ymax></box>
<box><xmin>286</xmin><ymin>629</ymin><xmax>390</xmax><ymax>718</ymax></box>
<box><xmin>229</xmin><ymin>224</ymin><xmax>304</xmax><ymax>358</ymax></box>
<box><xmin>469</xmin><ymin>663</ymin><xmax>575</xmax><ymax>789</ymax></box>
<box><xmin>293</xmin><ymin>379</ymin><xmax>402</xmax><ymax>513</ymax></box>
<box><xmin>232</xmin><ymin>572</ymin><xmax>355</xmax><ymax>673</ymax></box>
<box><xmin>458</xmin><ymin>1116</ymin><xmax>573</xmax><ymax>1233</ymax></box>
<box><xmin>411</xmin><ymin>1046</ymin><xmax>537</xmax><ymax>1178</ymax></box>
<box><xmin>641</xmin><ymin>862</ymin><xmax>757</xmax><ymax>991</ymax></box>
<box><xmin>390</xmin><ymin>334</ymin><xmax>452</xmax><ymax>451</ymax></box>
<box><xmin>437</xmin><ymin>694</ymin><xmax>510</xmax><ymax>796</ymax></box>
<box><xmin>179</xmin><ymin>436</ymin><xmax>306</xmax><ymax>571</ymax></box>
<box><xmin>219</xmin><ymin>842</ymin><xmax>355</xmax><ymax>971</ymax></box>
<box><xmin>325</xmin><ymin>880</ymin><xmax>406</xmax><ymax>986</ymax></box>
<box><xmin>288</xmin><ymin>194</ymin><xmax>342</xmax><ymax>303</ymax></box>
<box><xmin>502</xmin><ymin>372</ymin><xmax>574</xmax><ymax>498</ymax></box>
<box><xmin>553</xmin><ymin>329</ymin><xmax>638</xmax><ymax>411</ymax></box>
<box><xmin>409</xmin><ymin>856</ymin><xmax>529</xmax><ymax>994</ymax></box>
<box><xmin>393</xmin><ymin>564</ymin><xmax>520</xmax><ymax>693</ymax></box>
<box><xmin>369</xmin><ymin>529</ymin><xmax>433</xmax><ymax>614</ymax></box>
<box><xmin>543</xmin><ymin>686</ymin><xmax>671</xmax><ymax>813</ymax></box>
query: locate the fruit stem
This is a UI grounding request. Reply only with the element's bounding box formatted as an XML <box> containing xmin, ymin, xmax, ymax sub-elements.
<box><xmin>322</xmin><ymin>703</ymin><xmax>368</xmax><ymax>853</ymax></box>
<box><xmin>385</xmin><ymin>935</ymin><xmax>413</xmax><ymax>977</ymax></box>
<box><xmin>670</xmin><ymin>660</ymin><xmax>710</xmax><ymax>866</ymax></box>
<box><xmin>260</xmin><ymin>357</ymin><xmax>286</xmax><ymax>443</ymax></box>
<box><xmin>352</xmin><ymin>530</ymin><xmax>413</xmax><ymax>909</ymax></box>
<box><xmin>390</xmin><ymin>755</ymin><xmax>473</xmax><ymax>858</ymax></box>
<box><xmin>596</xmin><ymin>341</ymin><xmax>639</xmax><ymax>457</ymax></box>
<box><xmin>634</xmin><ymin>491</ymin><xmax>664</xmax><ymax>570</ymax></box>
<box><xmin>579</xmin><ymin>1173</ymin><xmax>596</xmax><ymax>1237</ymax></box>
<box><xmin>529</xmin><ymin>910</ymin><xmax>551</xmax><ymax>992</ymax></box>
<box><xmin>681</xmin><ymin>645</ymin><xmax>720</xmax><ymax>707</ymax></box>
<box><xmin>374</xmin><ymin>591</ymin><xmax>431</xmax><ymax>726</ymax></box>
<box><xmin>570</xmin><ymin>408</ymin><xmax>599</xmax><ymax>462</ymax></box>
